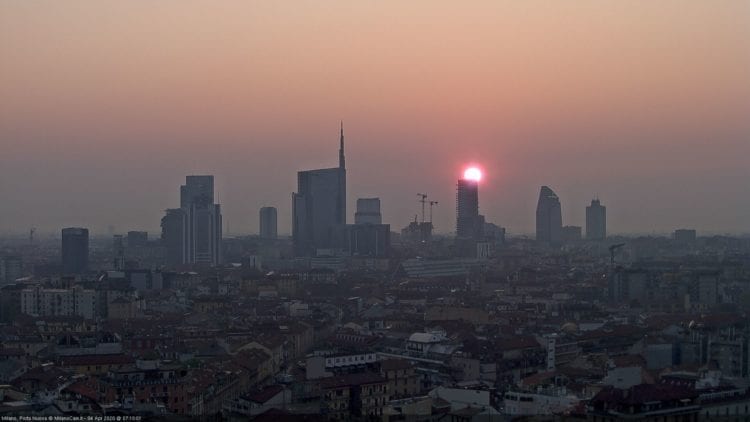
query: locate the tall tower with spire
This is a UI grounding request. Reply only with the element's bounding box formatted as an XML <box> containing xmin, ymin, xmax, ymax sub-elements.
<box><xmin>292</xmin><ymin>123</ymin><xmax>348</xmax><ymax>256</ymax></box>
<box><xmin>339</xmin><ymin>121</ymin><xmax>345</xmax><ymax>169</ymax></box>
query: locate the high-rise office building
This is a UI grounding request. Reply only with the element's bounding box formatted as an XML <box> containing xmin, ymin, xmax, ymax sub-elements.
<box><xmin>259</xmin><ymin>207</ymin><xmax>278</xmax><ymax>239</ymax></box>
<box><xmin>62</xmin><ymin>227</ymin><xmax>89</xmax><ymax>274</ymax></box>
<box><xmin>113</xmin><ymin>235</ymin><xmax>125</xmax><ymax>270</ymax></box>
<box><xmin>536</xmin><ymin>186</ymin><xmax>562</xmax><ymax>244</ymax></box>
<box><xmin>456</xmin><ymin>179</ymin><xmax>482</xmax><ymax>239</ymax></box>
<box><xmin>292</xmin><ymin>124</ymin><xmax>347</xmax><ymax>256</ymax></box>
<box><xmin>355</xmin><ymin>198</ymin><xmax>382</xmax><ymax>225</ymax></box>
<box><xmin>161</xmin><ymin>176</ymin><xmax>222</xmax><ymax>266</ymax></box>
<box><xmin>187</xmin><ymin>201</ymin><xmax>222</xmax><ymax>265</ymax></box>
<box><xmin>180</xmin><ymin>175</ymin><xmax>214</xmax><ymax>208</ymax></box>
<box><xmin>585</xmin><ymin>199</ymin><xmax>606</xmax><ymax>240</ymax></box>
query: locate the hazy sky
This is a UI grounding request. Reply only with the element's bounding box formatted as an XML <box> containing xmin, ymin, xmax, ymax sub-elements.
<box><xmin>2</xmin><ymin>1</ymin><xmax>749</xmax><ymax>236</ymax></box>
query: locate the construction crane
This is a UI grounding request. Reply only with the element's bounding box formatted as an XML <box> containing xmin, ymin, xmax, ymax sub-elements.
<box><xmin>609</xmin><ymin>243</ymin><xmax>625</xmax><ymax>265</ymax></box>
<box><xmin>417</xmin><ymin>193</ymin><xmax>428</xmax><ymax>223</ymax></box>
<box><xmin>429</xmin><ymin>201</ymin><xmax>438</xmax><ymax>224</ymax></box>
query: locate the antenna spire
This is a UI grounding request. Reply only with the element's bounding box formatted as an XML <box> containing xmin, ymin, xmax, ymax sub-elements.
<box><xmin>339</xmin><ymin>120</ymin><xmax>345</xmax><ymax>169</ymax></box>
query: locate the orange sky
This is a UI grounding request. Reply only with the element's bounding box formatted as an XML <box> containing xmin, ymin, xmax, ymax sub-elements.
<box><xmin>1</xmin><ymin>1</ymin><xmax>749</xmax><ymax>235</ymax></box>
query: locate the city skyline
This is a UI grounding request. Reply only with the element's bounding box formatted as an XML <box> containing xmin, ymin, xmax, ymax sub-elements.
<box><xmin>2</xmin><ymin>1</ymin><xmax>750</xmax><ymax>235</ymax></box>
<box><xmin>3</xmin><ymin>3</ymin><xmax>750</xmax><ymax>420</ymax></box>
<box><xmin>2</xmin><ymin>158</ymin><xmax>749</xmax><ymax>238</ymax></box>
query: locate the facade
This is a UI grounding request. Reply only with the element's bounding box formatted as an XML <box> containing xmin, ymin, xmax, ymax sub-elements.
<box><xmin>127</xmin><ymin>231</ymin><xmax>148</xmax><ymax>248</ymax></box>
<box><xmin>504</xmin><ymin>390</ymin><xmax>578</xmax><ymax>416</ymax></box>
<box><xmin>585</xmin><ymin>199</ymin><xmax>606</xmax><ymax>240</ymax></box>
<box><xmin>259</xmin><ymin>206</ymin><xmax>278</xmax><ymax>239</ymax></box>
<box><xmin>355</xmin><ymin>198</ymin><xmax>382</xmax><ymax>225</ymax></box>
<box><xmin>180</xmin><ymin>175</ymin><xmax>213</xmax><ymax>208</ymax></box>
<box><xmin>21</xmin><ymin>286</ymin><xmax>97</xmax><ymax>319</ymax></box>
<box><xmin>380</xmin><ymin>359</ymin><xmax>420</xmax><ymax>398</ymax></box>
<box><xmin>292</xmin><ymin>125</ymin><xmax>346</xmax><ymax>256</ymax></box>
<box><xmin>456</xmin><ymin>179</ymin><xmax>481</xmax><ymax>239</ymax></box>
<box><xmin>332</xmin><ymin>224</ymin><xmax>391</xmax><ymax>257</ymax></box>
<box><xmin>186</xmin><ymin>201</ymin><xmax>222</xmax><ymax>265</ymax></box>
<box><xmin>536</xmin><ymin>186</ymin><xmax>562</xmax><ymax>244</ymax></box>
<box><xmin>161</xmin><ymin>176</ymin><xmax>222</xmax><ymax>266</ymax></box>
<box><xmin>320</xmin><ymin>373</ymin><xmax>389</xmax><ymax>420</ymax></box>
<box><xmin>99</xmin><ymin>363</ymin><xmax>190</xmax><ymax>415</ymax></box>
<box><xmin>0</xmin><ymin>255</ymin><xmax>23</xmax><ymax>284</ymax></box>
<box><xmin>62</xmin><ymin>227</ymin><xmax>89</xmax><ymax>274</ymax></box>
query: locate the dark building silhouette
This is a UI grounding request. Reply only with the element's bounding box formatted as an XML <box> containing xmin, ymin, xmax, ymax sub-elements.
<box><xmin>161</xmin><ymin>175</ymin><xmax>222</xmax><ymax>266</ymax></box>
<box><xmin>536</xmin><ymin>186</ymin><xmax>562</xmax><ymax>244</ymax></box>
<box><xmin>332</xmin><ymin>224</ymin><xmax>391</xmax><ymax>257</ymax></box>
<box><xmin>561</xmin><ymin>225</ymin><xmax>582</xmax><ymax>242</ymax></box>
<box><xmin>62</xmin><ymin>227</ymin><xmax>89</xmax><ymax>274</ymax></box>
<box><xmin>484</xmin><ymin>222</ymin><xmax>506</xmax><ymax>246</ymax></box>
<box><xmin>113</xmin><ymin>235</ymin><xmax>125</xmax><ymax>270</ymax></box>
<box><xmin>292</xmin><ymin>124</ymin><xmax>347</xmax><ymax>256</ymax></box>
<box><xmin>259</xmin><ymin>206</ymin><xmax>278</xmax><ymax>239</ymax></box>
<box><xmin>674</xmin><ymin>229</ymin><xmax>697</xmax><ymax>243</ymax></box>
<box><xmin>127</xmin><ymin>231</ymin><xmax>148</xmax><ymax>248</ymax></box>
<box><xmin>331</xmin><ymin>197</ymin><xmax>390</xmax><ymax>257</ymax></box>
<box><xmin>586</xmin><ymin>199</ymin><xmax>606</xmax><ymax>240</ymax></box>
<box><xmin>456</xmin><ymin>178</ymin><xmax>482</xmax><ymax>239</ymax></box>
<box><xmin>161</xmin><ymin>208</ymin><xmax>187</xmax><ymax>267</ymax></box>
<box><xmin>355</xmin><ymin>198</ymin><xmax>382</xmax><ymax>225</ymax></box>
<box><xmin>180</xmin><ymin>175</ymin><xmax>213</xmax><ymax>208</ymax></box>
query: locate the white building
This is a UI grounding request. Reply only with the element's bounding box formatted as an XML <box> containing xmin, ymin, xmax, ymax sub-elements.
<box><xmin>503</xmin><ymin>389</ymin><xmax>578</xmax><ymax>416</ymax></box>
<box><xmin>21</xmin><ymin>286</ymin><xmax>98</xmax><ymax>319</ymax></box>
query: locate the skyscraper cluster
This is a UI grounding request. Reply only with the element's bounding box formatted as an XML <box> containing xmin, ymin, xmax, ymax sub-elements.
<box><xmin>536</xmin><ymin>187</ymin><xmax>608</xmax><ymax>244</ymax></box>
<box><xmin>161</xmin><ymin>175</ymin><xmax>222</xmax><ymax>266</ymax></box>
<box><xmin>149</xmin><ymin>126</ymin><xmax>611</xmax><ymax>265</ymax></box>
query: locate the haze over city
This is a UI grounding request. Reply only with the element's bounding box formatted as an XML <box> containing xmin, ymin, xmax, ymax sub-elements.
<box><xmin>2</xmin><ymin>1</ymin><xmax>750</xmax><ymax>236</ymax></box>
<box><xmin>6</xmin><ymin>2</ymin><xmax>750</xmax><ymax>421</ymax></box>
